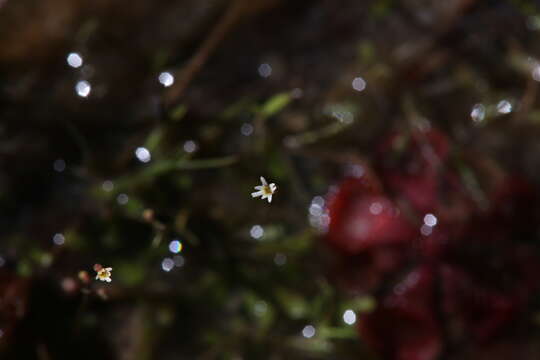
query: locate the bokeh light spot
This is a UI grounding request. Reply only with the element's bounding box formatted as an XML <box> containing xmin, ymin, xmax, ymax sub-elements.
<box><xmin>53</xmin><ymin>159</ymin><xmax>66</xmax><ymax>172</ymax></box>
<box><xmin>161</xmin><ymin>258</ymin><xmax>174</xmax><ymax>272</ymax></box>
<box><xmin>258</xmin><ymin>63</ymin><xmax>272</xmax><ymax>78</ymax></box>
<box><xmin>67</xmin><ymin>52</ymin><xmax>83</xmax><ymax>68</ymax></box>
<box><xmin>302</xmin><ymin>325</ymin><xmax>316</xmax><ymax>338</ymax></box>
<box><xmin>135</xmin><ymin>147</ymin><xmax>151</xmax><ymax>163</ymax></box>
<box><xmin>343</xmin><ymin>309</ymin><xmax>357</xmax><ymax>325</ymax></box>
<box><xmin>423</xmin><ymin>213</ymin><xmax>437</xmax><ymax>227</ymax></box>
<box><xmin>369</xmin><ymin>202</ymin><xmax>383</xmax><ymax>215</ymax></box>
<box><xmin>102</xmin><ymin>180</ymin><xmax>114</xmax><ymax>192</ymax></box>
<box><xmin>421</xmin><ymin>224</ymin><xmax>433</xmax><ymax>236</ymax></box>
<box><xmin>352</xmin><ymin>77</ymin><xmax>366</xmax><ymax>92</ymax></box>
<box><xmin>250</xmin><ymin>225</ymin><xmax>264</xmax><ymax>240</ymax></box>
<box><xmin>53</xmin><ymin>233</ymin><xmax>65</xmax><ymax>245</ymax></box>
<box><xmin>117</xmin><ymin>193</ymin><xmax>129</xmax><ymax>205</ymax></box>
<box><xmin>158</xmin><ymin>72</ymin><xmax>174</xmax><ymax>87</ymax></box>
<box><xmin>75</xmin><ymin>80</ymin><xmax>91</xmax><ymax>97</ymax></box>
<box><xmin>497</xmin><ymin>100</ymin><xmax>512</xmax><ymax>114</ymax></box>
<box><xmin>169</xmin><ymin>240</ymin><xmax>183</xmax><ymax>254</ymax></box>
<box><xmin>533</xmin><ymin>65</ymin><xmax>540</xmax><ymax>81</ymax></box>
<box><xmin>240</xmin><ymin>123</ymin><xmax>254</xmax><ymax>136</ymax></box>
<box><xmin>183</xmin><ymin>140</ymin><xmax>197</xmax><ymax>153</ymax></box>
<box><xmin>470</xmin><ymin>103</ymin><xmax>485</xmax><ymax>123</ymax></box>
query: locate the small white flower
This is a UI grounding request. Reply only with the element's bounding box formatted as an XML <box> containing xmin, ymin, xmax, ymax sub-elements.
<box><xmin>251</xmin><ymin>176</ymin><xmax>277</xmax><ymax>203</ymax></box>
<box><xmin>95</xmin><ymin>267</ymin><xmax>113</xmax><ymax>283</ymax></box>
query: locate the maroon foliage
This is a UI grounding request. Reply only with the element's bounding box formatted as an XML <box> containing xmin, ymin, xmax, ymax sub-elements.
<box><xmin>323</xmin><ymin>128</ymin><xmax>540</xmax><ymax>360</ymax></box>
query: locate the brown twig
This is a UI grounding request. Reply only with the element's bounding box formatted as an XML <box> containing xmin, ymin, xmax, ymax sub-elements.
<box><xmin>394</xmin><ymin>0</ymin><xmax>478</xmax><ymax>83</ymax></box>
<box><xmin>512</xmin><ymin>75</ymin><xmax>538</xmax><ymax>125</ymax></box>
<box><xmin>164</xmin><ymin>0</ymin><xmax>280</xmax><ymax>106</ymax></box>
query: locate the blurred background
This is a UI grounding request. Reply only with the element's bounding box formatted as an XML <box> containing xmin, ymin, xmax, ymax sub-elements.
<box><xmin>2</xmin><ymin>0</ymin><xmax>540</xmax><ymax>359</ymax></box>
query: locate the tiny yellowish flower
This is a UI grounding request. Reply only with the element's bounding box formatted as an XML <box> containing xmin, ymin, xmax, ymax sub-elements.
<box><xmin>251</xmin><ymin>176</ymin><xmax>277</xmax><ymax>203</ymax></box>
<box><xmin>95</xmin><ymin>267</ymin><xmax>113</xmax><ymax>283</ymax></box>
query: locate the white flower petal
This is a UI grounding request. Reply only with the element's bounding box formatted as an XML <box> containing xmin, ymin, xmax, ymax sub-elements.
<box><xmin>106</xmin><ymin>278</ymin><xmax>111</xmax><ymax>282</ymax></box>
<box><xmin>252</xmin><ymin>177</ymin><xmax>277</xmax><ymax>202</ymax></box>
<box><xmin>106</xmin><ymin>268</ymin><xmax>112</xmax><ymax>271</ymax></box>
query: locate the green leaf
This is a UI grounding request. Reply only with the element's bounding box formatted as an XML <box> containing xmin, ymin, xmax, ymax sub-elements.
<box><xmin>348</xmin><ymin>295</ymin><xmax>376</xmax><ymax>313</ymax></box>
<box><xmin>318</xmin><ymin>326</ymin><xmax>357</xmax><ymax>339</ymax></box>
<box><xmin>169</xmin><ymin>104</ymin><xmax>187</xmax><ymax>121</ymax></box>
<box><xmin>260</xmin><ymin>93</ymin><xmax>291</xmax><ymax>118</ymax></box>
<box><xmin>114</xmin><ymin>156</ymin><xmax>238</xmax><ymax>189</ymax></box>
<box><xmin>144</xmin><ymin>127</ymin><xmax>164</xmax><ymax>152</ymax></box>
<box><xmin>221</xmin><ymin>98</ymin><xmax>254</xmax><ymax>120</ymax></box>
<box><xmin>275</xmin><ymin>288</ymin><xmax>309</xmax><ymax>319</ymax></box>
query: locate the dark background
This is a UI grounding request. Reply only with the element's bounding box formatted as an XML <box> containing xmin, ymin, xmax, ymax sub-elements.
<box><xmin>2</xmin><ymin>0</ymin><xmax>540</xmax><ymax>359</ymax></box>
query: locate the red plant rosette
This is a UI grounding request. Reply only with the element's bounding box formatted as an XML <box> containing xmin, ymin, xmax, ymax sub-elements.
<box><xmin>324</xmin><ymin>128</ymin><xmax>540</xmax><ymax>360</ymax></box>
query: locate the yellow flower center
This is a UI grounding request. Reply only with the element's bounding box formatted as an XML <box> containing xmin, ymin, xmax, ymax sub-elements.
<box><xmin>98</xmin><ymin>270</ymin><xmax>110</xmax><ymax>279</ymax></box>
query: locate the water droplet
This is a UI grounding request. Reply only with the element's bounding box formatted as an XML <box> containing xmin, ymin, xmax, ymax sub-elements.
<box><xmin>326</xmin><ymin>104</ymin><xmax>355</xmax><ymax>124</ymax></box>
<box><xmin>420</xmin><ymin>224</ymin><xmax>433</xmax><ymax>236</ymax></box>
<box><xmin>75</xmin><ymin>80</ymin><xmax>91</xmax><ymax>97</ymax></box>
<box><xmin>168</xmin><ymin>240</ymin><xmax>183</xmax><ymax>254</ymax></box>
<box><xmin>423</xmin><ymin>213</ymin><xmax>437</xmax><ymax>227</ymax></box>
<box><xmin>53</xmin><ymin>233</ymin><xmax>65</xmax><ymax>245</ymax></box>
<box><xmin>302</xmin><ymin>325</ymin><xmax>316</xmax><ymax>338</ymax></box>
<box><xmin>369</xmin><ymin>202</ymin><xmax>383</xmax><ymax>215</ymax></box>
<box><xmin>258</xmin><ymin>63</ymin><xmax>272</xmax><ymax>78</ymax></box>
<box><xmin>117</xmin><ymin>193</ymin><xmax>129</xmax><ymax>205</ymax></box>
<box><xmin>345</xmin><ymin>164</ymin><xmax>364</xmax><ymax>178</ymax></box>
<box><xmin>496</xmin><ymin>100</ymin><xmax>512</xmax><ymax>114</ymax></box>
<box><xmin>183</xmin><ymin>140</ymin><xmax>197</xmax><ymax>153</ymax></box>
<box><xmin>102</xmin><ymin>180</ymin><xmax>114</xmax><ymax>192</ymax></box>
<box><xmin>66</xmin><ymin>53</ymin><xmax>83</xmax><ymax>68</ymax></box>
<box><xmin>240</xmin><ymin>123</ymin><xmax>254</xmax><ymax>136</ymax></box>
<box><xmin>352</xmin><ymin>77</ymin><xmax>366</xmax><ymax>92</ymax></box>
<box><xmin>312</xmin><ymin>196</ymin><xmax>325</xmax><ymax>207</ymax></box>
<box><xmin>533</xmin><ymin>65</ymin><xmax>540</xmax><ymax>81</ymax></box>
<box><xmin>161</xmin><ymin>258</ymin><xmax>174</xmax><ymax>272</ymax></box>
<box><xmin>158</xmin><ymin>72</ymin><xmax>174</xmax><ymax>87</ymax></box>
<box><xmin>343</xmin><ymin>309</ymin><xmax>356</xmax><ymax>325</ymax></box>
<box><xmin>135</xmin><ymin>147</ymin><xmax>151</xmax><ymax>163</ymax></box>
<box><xmin>309</xmin><ymin>203</ymin><xmax>323</xmax><ymax>217</ymax></box>
<box><xmin>291</xmin><ymin>88</ymin><xmax>303</xmax><ymax>98</ymax></box>
<box><xmin>309</xmin><ymin>196</ymin><xmax>325</xmax><ymax>218</ymax></box>
<box><xmin>254</xmin><ymin>301</ymin><xmax>268</xmax><ymax>316</ymax></box>
<box><xmin>250</xmin><ymin>225</ymin><xmax>264</xmax><ymax>240</ymax></box>
<box><xmin>309</xmin><ymin>196</ymin><xmax>330</xmax><ymax>233</ymax></box>
<box><xmin>332</xmin><ymin>110</ymin><xmax>353</xmax><ymax>124</ymax></box>
<box><xmin>470</xmin><ymin>103</ymin><xmax>485</xmax><ymax>123</ymax></box>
